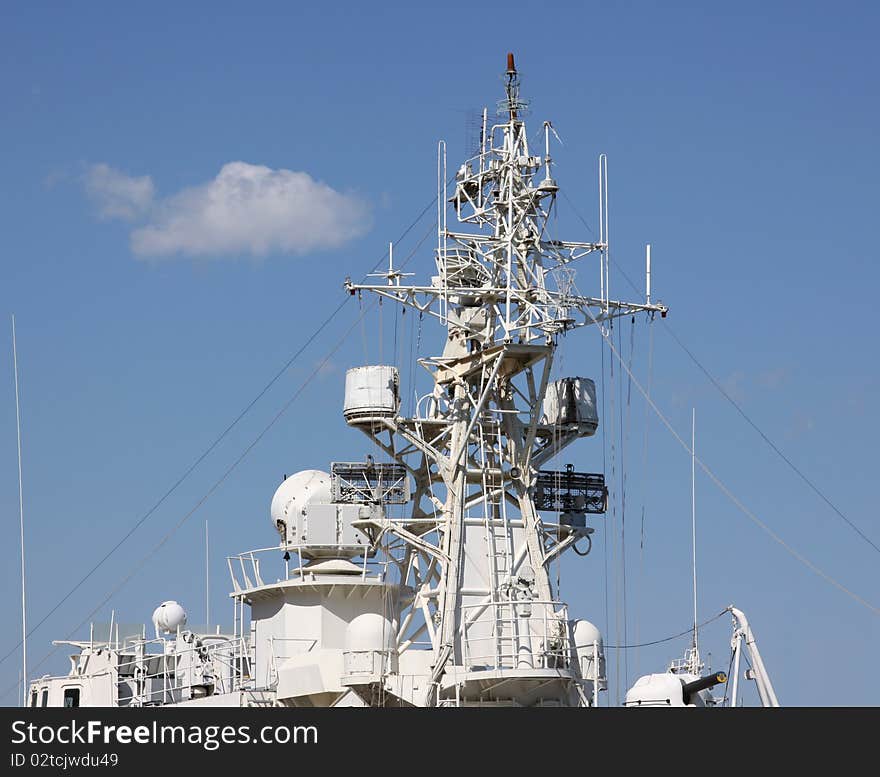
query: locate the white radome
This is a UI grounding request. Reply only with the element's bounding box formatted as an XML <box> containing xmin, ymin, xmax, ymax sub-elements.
<box><xmin>345</xmin><ymin>612</ymin><xmax>396</xmax><ymax>654</ymax></box>
<box><xmin>152</xmin><ymin>600</ymin><xmax>187</xmax><ymax>634</ymax></box>
<box><xmin>572</xmin><ymin>619</ymin><xmax>606</xmax><ymax>688</ymax></box>
<box><xmin>270</xmin><ymin>469</ymin><xmax>332</xmax><ymax>537</ymax></box>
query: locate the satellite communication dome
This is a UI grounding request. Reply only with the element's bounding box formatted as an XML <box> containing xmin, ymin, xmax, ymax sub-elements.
<box><xmin>271</xmin><ymin>469</ymin><xmax>332</xmax><ymax>540</ymax></box>
<box><xmin>572</xmin><ymin>619</ymin><xmax>606</xmax><ymax>688</ymax></box>
<box><xmin>573</xmin><ymin>619</ymin><xmax>603</xmax><ymax>650</ymax></box>
<box><xmin>345</xmin><ymin>612</ymin><xmax>396</xmax><ymax>654</ymax></box>
<box><xmin>152</xmin><ymin>600</ymin><xmax>187</xmax><ymax>634</ymax></box>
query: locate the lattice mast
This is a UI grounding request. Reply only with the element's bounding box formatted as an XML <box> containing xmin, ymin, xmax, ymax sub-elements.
<box><xmin>344</xmin><ymin>54</ymin><xmax>666</xmax><ymax>705</ymax></box>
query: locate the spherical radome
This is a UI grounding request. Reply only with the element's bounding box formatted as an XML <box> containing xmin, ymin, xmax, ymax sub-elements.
<box><xmin>345</xmin><ymin>612</ymin><xmax>396</xmax><ymax>653</ymax></box>
<box><xmin>152</xmin><ymin>600</ymin><xmax>187</xmax><ymax>634</ymax></box>
<box><xmin>573</xmin><ymin>619</ymin><xmax>603</xmax><ymax>650</ymax></box>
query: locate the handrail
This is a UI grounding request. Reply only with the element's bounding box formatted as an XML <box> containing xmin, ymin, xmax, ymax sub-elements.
<box><xmin>226</xmin><ymin>546</ymin><xmax>388</xmax><ymax>592</ymax></box>
<box><xmin>459</xmin><ymin>599</ymin><xmax>571</xmax><ymax>671</ymax></box>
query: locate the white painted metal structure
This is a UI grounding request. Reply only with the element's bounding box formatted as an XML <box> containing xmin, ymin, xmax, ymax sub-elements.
<box><xmin>24</xmin><ymin>55</ymin><xmax>777</xmax><ymax>709</ymax></box>
<box><xmin>727</xmin><ymin>605</ymin><xmax>779</xmax><ymax>707</ymax></box>
<box><xmin>12</xmin><ymin>314</ymin><xmax>27</xmax><ymax>708</ymax></box>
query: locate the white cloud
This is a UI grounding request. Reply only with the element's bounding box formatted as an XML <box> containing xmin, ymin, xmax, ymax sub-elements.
<box><xmin>135</xmin><ymin>162</ymin><xmax>371</xmax><ymax>258</ymax></box>
<box><xmin>84</xmin><ymin>163</ymin><xmax>155</xmax><ymax>221</ymax></box>
<box><xmin>756</xmin><ymin>367</ymin><xmax>788</xmax><ymax>390</ymax></box>
<box><xmin>84</xmin><ymin>161</ymin><xmax>371</xmax><ymax>259</ymax></box>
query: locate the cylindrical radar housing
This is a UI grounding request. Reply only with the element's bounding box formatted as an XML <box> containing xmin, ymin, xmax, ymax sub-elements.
<box><xmin>271</xmin><ymin>470</ymin><xmax>332</xmax><ymax>546</ymax></box>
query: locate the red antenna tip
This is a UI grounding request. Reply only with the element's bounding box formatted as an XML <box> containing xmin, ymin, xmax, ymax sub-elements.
<box><xmin>507</xmin><ymin>52</ymin><xmax>516</xmax><ymax>72</ymax></box>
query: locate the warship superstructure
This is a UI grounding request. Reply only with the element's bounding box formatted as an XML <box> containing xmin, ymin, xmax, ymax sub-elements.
<box><xmin>24</xmin><ymin>55</ymin><xmax>777</xmax><ymax>709</ymax></box>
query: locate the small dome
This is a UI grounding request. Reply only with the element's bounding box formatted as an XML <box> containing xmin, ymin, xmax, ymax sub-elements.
<box><xmin>345</xmin><ymin>612</ymin><xmax>396</xmax><ymax>653</ymax></box>
<box><xmin>573</xmin><ymin>619</ymin><xmax>603</xmax><ymax>650</ymax></box>
<box><xmin>152</xmin><ymin>600</ymin><xmax>187</xmax><ymax>634</ymax></box>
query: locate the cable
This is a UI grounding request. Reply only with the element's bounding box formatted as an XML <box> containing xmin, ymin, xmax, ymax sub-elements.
<box><xmin>590</xmin><ymin>609</ymin><xmax>727</xmax><ymax>651</ymax></box>
<box><xmin>563</xmin><ymin>192</ymin><xmax>879</xmax><ymax>559</ymax></box>
<box><xmin>0</xmin><ymin>196</ymin><xmax>439</xmax><ymax>675</ymax></box>
<box><xmin>0</xmin><ymin>299</ymin><xmax>378</xmax><ymax>703</ymax></box>
<box><xmin>0</xmin><ymin>219</ymin><xmax>439</xmax><ymax>703</ymax></box>
<box><xmin>620</xmin><ymin>314</ymin><xmax>636</xmax><ymax>690</ymax></box>
<box><xmin>721</xmin><ymin>643</ymin><xmax>736</xmax><ymax>707</ymax></box>
<box><xmin>608</xmin><ymin>318</ymin><xmax>620</xmax><ymax>703</ymax></box>
<box><xmin>600</xmin><ymin>315</ymin><xmax>610</xmax><ymax>705</ymax></box>
<box><xmin>560</xmin><ymin>189</ymin><xmax>596</xmax><ymax>237</ymax></box>
<box><xmin>663</xmin><ymin>323</ymin><xmax>880</xmax><ymax>557</ymax></box>
<box><xmin>0</xmin><ymin>296</ymin><xmax>348</xmax><ymax>674</ymax></box>
<box><xmin>635</xmin><ymin>314</ymin><xmax>655</xmax><ymax>678</ymax></box>
<box><xmin>585</xmin><ymin>304</ymin><xmax>880</xmax><ymax>616</ymax></box>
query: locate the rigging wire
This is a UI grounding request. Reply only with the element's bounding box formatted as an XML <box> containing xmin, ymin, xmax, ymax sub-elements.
<box><xmin>608</xmin><ymin>318</ymin><xmax>620</xmax><ymax>703</ymax></box>
<box><xmin>560</xmin><ymin>189</ymin><xmax>596</xmax><ymax>237</ymax></box>
<box><xmin>2</xmin><ymin>218</ymin><xmax>434</xmax><ymax>702</ymax></box>
<box><xmin>0</xmin><ymin>298</ymin><xmax>379</xmax><ymax>703</ymax></box>
<box><xmin>0</xmin><ymin>294</ymin><xmax>350</xmax><ymax>671</ymax></box>
<box><xmin>0</xmin><ymin>196</ymin><xmax>439</xmax><ymax>676</ymax></box>
<box><xmin>662</xmin><ymin>323</ymin><xmax>880</xmax><ymax>557</ymax></box>
<box><xmin>591</xmin><ymin>609</ymin><xmax>727</xmax><ymax>651</ymax></box>
<box><xmin>620</xmin><ymin>314</ymin><xmax>636</xmax><ymax>691</ymax></box>
<box><xmin>586</xmin><ymin>306</ymin><xmax>880</xmax><ymax>617</ymax></box>
<box><xmin>563</xmin><ymin>192</ymin><xmax>879</xmax><ymax>559</ymax></box>
<box><xmin>394</xmin><ymin>299</ymin><xmax>402</xmax><ymax>374</ymax></box>
<box><xmin>378</xmin><ymin>296</ymin><xmax>383</xmax><ymax>364</ymax></box>
<box><xmin>599</xmin><ymin>317</ymin><xmax>610</xmax><ymax>706</ymax></box>
<box><xmin>721</xmin><ymin>642</ymin><xmax>736</xmax><ymax>707</ymax></box>
<box><xmin>359</xmin><ymin>292</ymin><xmax>370</xmax><ymax>363</ymax></box>
<box><xmin>636</xmin><ymin>313</ymin><xmax>655</xmax><ymax>678</ymax></box>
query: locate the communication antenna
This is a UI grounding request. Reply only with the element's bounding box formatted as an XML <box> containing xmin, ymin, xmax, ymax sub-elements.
<box><xmin>463</xmin><ymin>108</ymin><xmax>482</xmax><ymax>157</ymax></box>
<box><xmin>12</xmin><ymin>314</ymin><xmax>27</xmax><ymax>707</ymax></box>
<box><xmin>205</xmin><ymin>519</ymin><xmax>210</xmax><ymax>633</ymax></box>
<box><xmin>498</xmin><ymin>52</ymin><xmax>529</xmax><ymax>118</ymax></box>
<box><xmin>691</xmin><ymin>408</ymin><xmax>698</xmax><ymax>657</ymax></box>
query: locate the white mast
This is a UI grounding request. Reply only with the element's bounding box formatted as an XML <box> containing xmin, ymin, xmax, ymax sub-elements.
<box><xmin>12</xmin><ymin>314</ymin><xmax>27</xmax><ymax>706</ymax></box>
<box><xmin>205</xmin><ymin>519</ymin><xmax>210</xmax><ymax>632</ymax></box>
<box><xmin>691</xmin><ymin>408</ymin><xmax>698</xmax><ymax>660</ymax></box>
<box><xmin>344</xmin><ymin>53</ymin><xmax>667</xmax><ymax>706</ymax></box>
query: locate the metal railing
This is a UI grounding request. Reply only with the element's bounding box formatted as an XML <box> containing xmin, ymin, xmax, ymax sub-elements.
<box><xmin>226</xmin><ymin>546</ymin><xmax>388</xmax><ymax>593</ymax></box>
<box><xmin>112</xmin><ymin>635</ymin><xmax>251</xmax><ymax>706</ymax></box>
<box><xmin>460</xmin><ymin>600</ymin><xmax>571</xmax><ymax>671</ymax></box>
<box><xmin>265</xmin><ymin>637</ymin><xmax>318</xmax><ymax>688</ymax></box>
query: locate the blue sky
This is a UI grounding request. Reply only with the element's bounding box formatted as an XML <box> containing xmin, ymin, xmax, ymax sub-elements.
<box><xmin>1</xmin><ymin>1</ymin><xmax>878</xmax><ymax>706</ymax></box>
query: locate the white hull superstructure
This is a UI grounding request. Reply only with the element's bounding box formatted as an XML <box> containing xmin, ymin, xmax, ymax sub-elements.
<box><xmin>25</xmin><ymin>55</ymin><xmax>776</xmax><ymax>709</ymax></box>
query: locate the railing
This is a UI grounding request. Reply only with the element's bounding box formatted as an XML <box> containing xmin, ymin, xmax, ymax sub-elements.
<box><xmin>113</xmin><ymin>634</ymin><xmax>251</xmax><ymax>706</ymax></box>
<box><xmin>226</xmin><ymin>546</ymin><xmax>388</xmax><ymax>593</ymax></box>
<box><xmin>266</xmin><ymin>637</ymin><xmax>318</xmax><ymax>688</ymax></box>
<box><xmin>460</xmin><ymin>600</ymin><xmax>572</xmax><ymax>672</ymax></box>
